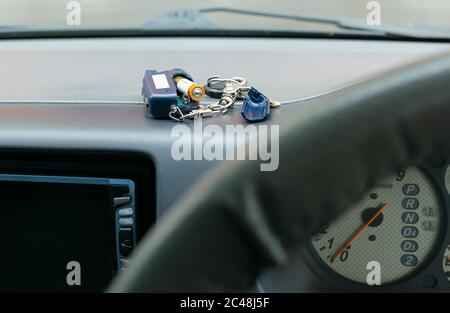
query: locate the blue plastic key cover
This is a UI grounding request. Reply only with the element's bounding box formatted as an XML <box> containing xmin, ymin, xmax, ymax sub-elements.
<box><xmin>241</xmin><ymin>87</ymin><xmax>270</xmax><ymax>122</ymax></box>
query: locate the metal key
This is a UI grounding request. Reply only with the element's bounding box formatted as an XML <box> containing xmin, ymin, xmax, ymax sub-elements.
<box><xmin>269</xmin><ymin>98</ymin><xmax>281</xmax><ymax>108</ymax></box>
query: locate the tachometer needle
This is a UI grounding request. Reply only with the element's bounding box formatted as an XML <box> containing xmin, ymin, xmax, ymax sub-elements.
<box><xmin>331</xmin><ymin>202</ymin><xmax>388</xmax><ymax>262</ymax></box>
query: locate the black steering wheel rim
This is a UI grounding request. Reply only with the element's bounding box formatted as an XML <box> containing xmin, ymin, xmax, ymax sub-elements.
<box><xmin>109</xmin><ymin>53</ymin><xmax>450</xmax><ymax>292</ymax></box>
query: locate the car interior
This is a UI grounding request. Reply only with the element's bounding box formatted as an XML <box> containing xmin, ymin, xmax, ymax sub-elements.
<box><xmin>1</xmin><ymin>0</ymin><xmax>450</xmax><ymax>298</ymax></box>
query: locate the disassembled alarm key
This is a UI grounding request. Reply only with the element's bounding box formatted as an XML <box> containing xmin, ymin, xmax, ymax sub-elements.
<box><xmin>142</xmin><ymin>70</ymin><xmax>280</xmax><ymax>122</ymax></box>
<box><xmin>142</xmin><ymin>68</ymin><xmax>202</xmax><ymax>118</ymax></box>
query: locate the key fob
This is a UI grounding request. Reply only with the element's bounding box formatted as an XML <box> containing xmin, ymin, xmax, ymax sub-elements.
<box><xmin>241</xmin><ymin>87</ymin><xmax>270</xmax><ymax>122</ymax></box>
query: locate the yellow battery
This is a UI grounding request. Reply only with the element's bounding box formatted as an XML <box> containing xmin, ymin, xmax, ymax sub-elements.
<box><xmin>174</xmin><ymin>76</ymin><xmax>205</xmax><ymax>102</ymax></box>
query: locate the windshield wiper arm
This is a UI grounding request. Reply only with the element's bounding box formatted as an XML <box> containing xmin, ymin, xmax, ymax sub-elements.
<box><xmin>200</xmin><ymin>7</ymin><xmax>450</xmax><ymax>38</ymax></box>
<box><xmin>201</xmin><ymin>7</ymin><xmax>375</xmax><ymax>31</ymax></box>
<box><xmin>145</xmin><ymin>6</ymin><xmax>450</xmax><ymax>39</ymax></box>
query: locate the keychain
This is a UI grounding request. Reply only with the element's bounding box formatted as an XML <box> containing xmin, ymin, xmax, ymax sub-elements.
<box><xmin>142</xmin><ymin>69</ymin><xmax>280</xmax><ymax>122</ymax></box>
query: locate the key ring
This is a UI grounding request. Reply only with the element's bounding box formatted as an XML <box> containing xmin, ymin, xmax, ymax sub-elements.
<box><xmin>205</xmin><ymin>76</ymin><xmax>247</xmax><ymax>99</ymax></box>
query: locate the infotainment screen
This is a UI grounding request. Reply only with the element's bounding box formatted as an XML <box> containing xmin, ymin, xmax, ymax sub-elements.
<box><xmin>0</xmin><ymin>174</ymin><xmax>136</xmax><ymax>292</ymax></box>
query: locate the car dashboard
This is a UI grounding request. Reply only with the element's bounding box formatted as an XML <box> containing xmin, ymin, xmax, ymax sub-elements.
<box><xmin>1</xmin><ymin>36</ymin><xmax>450</xmax><ymax>292</ymax></box>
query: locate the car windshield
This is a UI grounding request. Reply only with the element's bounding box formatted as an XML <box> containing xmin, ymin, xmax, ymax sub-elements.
<box><xmin>1</xmin><ymin>0</ymin><xmax>449</xmax><ymax>36</ymax></box>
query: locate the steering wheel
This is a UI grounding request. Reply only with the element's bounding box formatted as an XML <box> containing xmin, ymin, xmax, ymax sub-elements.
<box><xmin>109</xmin><ymin>53</ymin><xmax>450</xmax><ymax>292</ymax></box>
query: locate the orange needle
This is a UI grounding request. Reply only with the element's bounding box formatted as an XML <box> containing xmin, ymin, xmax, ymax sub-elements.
<box><xmin>331</xmin><ymin>203</ymin><xmax>388</xmax><ymax>262</ymax></box>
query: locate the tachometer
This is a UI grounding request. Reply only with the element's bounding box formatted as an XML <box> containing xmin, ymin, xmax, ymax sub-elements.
<box><xmin>311</xmin><ymin>167</ymin><xmax>442</xmax><ymax>285</ymax></box>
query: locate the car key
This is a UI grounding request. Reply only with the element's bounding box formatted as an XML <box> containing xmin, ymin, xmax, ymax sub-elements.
<box><xmin>241</xmin><ymin>87</ymin><xmax>271</xmax><ymax>122</ymax></box>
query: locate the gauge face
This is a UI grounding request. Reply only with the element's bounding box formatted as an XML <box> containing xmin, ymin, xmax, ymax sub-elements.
<box><xmin>311</xmin><ymin>168</ymin><xmax>442</xmax><ymax>285</ymax></box>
